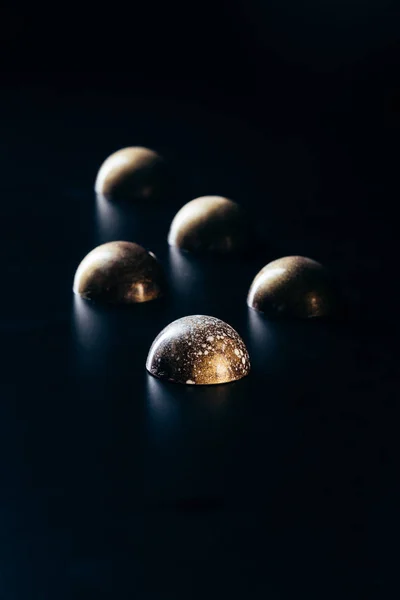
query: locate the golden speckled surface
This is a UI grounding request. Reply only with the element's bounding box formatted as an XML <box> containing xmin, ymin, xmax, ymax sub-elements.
<box><xmin>73</xmin><ymin>241</ymin><xmax>165</xmax><ymax>304</ymax></box>
<box><xmin>95</xmin><ymin>147</ymin><xmax>167</xmax><ymax>201</ymax></box>
<box><xmin>146</xmin><ymin>315</ymin><xmax>250</xmax><ymax>385</ymax></box>
<box><xmin>168</xmin><ymin>195</ymin><xmax>250</xmax><ymax>254</ymax></box>
<box><xmin>247</xmin><ymin>256</ymin><xmax>337</xmax><ymax>318</ymax></box>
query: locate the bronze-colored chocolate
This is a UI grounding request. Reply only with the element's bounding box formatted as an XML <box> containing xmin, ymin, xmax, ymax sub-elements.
<box><xmin>168</xmin><ymin>196</ymin><xmax>250</xmax><ymax>254</ymax></box>
<box><xmin>73</xmin><ymin>241</ymin><xmax>165</xmax><ymax>304</ymax></box>
<box><xmin>95</xmin><ymin>147</ymin><xmax>167</xmax><ymax>201</ymax></box>
<box><xmin>247</xmin><ymin>256</ymin><xmax>337</xmax><ymax>318</ymax></box>
<box><xmin>146</xmin><ymin>315</ymin><xmax>250</xmax><ymax>385</ymax></box>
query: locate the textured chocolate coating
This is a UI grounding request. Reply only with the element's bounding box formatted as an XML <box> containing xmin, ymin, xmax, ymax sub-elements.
<box><xmin>168</xmin><ymin>196</ymin><xmax>249</xmax><ymax>254</ymax></box>
<box><xmin>146</xmin><ymin>315</ymin><xmax>250</xmax><ymax>385</ymax></box>
<box><xmin>95</xmin><ymin>147</ymin><xmax>167</xmax><ymax>201</ymax></box>
<box><xmin>247</xmin><ymin>256</ymin><xmax>336</xmax><ymax>318</ymax></box>
<box><xmin>73</xmin><ymin>241</ymin><xmax>165</xmax><ymax>304</ymax></box>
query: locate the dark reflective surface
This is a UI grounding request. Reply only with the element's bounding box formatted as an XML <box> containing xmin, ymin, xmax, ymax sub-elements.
<box><xmin>0</xmin><ymin>90</ymin><xmax>397</xmax><ymax>599</ymax></box>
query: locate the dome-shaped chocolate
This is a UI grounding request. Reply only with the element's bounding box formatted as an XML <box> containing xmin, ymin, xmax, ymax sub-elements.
<box><xmin>73</xmin><ymin>241</ymin><xmax>165</xmax><ymax>304</ymax></box>
<box><xmin>168</xmin><ymin>196</ymin><xmax>249</xmax><ymax>254</ymax></box>
<box><xmin>247</xmin><ymin>256</ymin><xmax>336</xmax><ymax>318</ymax></box>
<box><xmin>95</xmin><ymin>147</ymin><xmax>167</xmax><ymax>201</ymax></box>
<box><xmin>146</xmin><ymin>315</ymin><xmax>250</xmax><ymax>385</ymax></box>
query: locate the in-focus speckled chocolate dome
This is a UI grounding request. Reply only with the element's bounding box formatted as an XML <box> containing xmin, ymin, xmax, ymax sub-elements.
<box><xmin>146</xmin><ymin>315</ymin><xmax>250</xmax><ymax>385</ymax></box>
<box><xmin>73</xmin><ymin>241</ymin><xmax>165</xmax><ymax>304</ymax></box>
<box><xmin>168</xmin><ymin>196</ymin><xmax>250</xmax><ymax>253</ymax></box>
<box><xmin>247</xmin><ymin>256</ymin><xmax>337</xmax><ymax>318</ymax></box>
<box><xmin>95</xmin><ymin>147</ymin><xmax>167</xmax><ymax>201</ymax></box>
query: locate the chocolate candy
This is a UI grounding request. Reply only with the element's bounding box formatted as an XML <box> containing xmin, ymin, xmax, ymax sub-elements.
<box><xmin>247</xmin><ymin>256</ymin><xmax>337</xmax><ymax>318</ymax></box>
<box><xmin>168</xmin><ymin>196</ymin><xmax>250</xmax><ymax>254</ymax></box>
<box><xmin>73</xmin><ymin>241</ymin><xmax>165</xmax><ymax>304</ymax></box>
<box><xmin>95</xmin><ymin>147</ymin><xmax>167</xmax><ymax>202</ymax></box>
<box><xmin>146</xmin><ymin>315</ymin><xmax>250</xmax><ymax>385</ymax></box>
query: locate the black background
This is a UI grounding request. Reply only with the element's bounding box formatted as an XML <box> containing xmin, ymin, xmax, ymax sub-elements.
<box><xmin>0</xmin><ymin>2</ymin><xmax>399</xmax><ymax>598</ymax></box>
